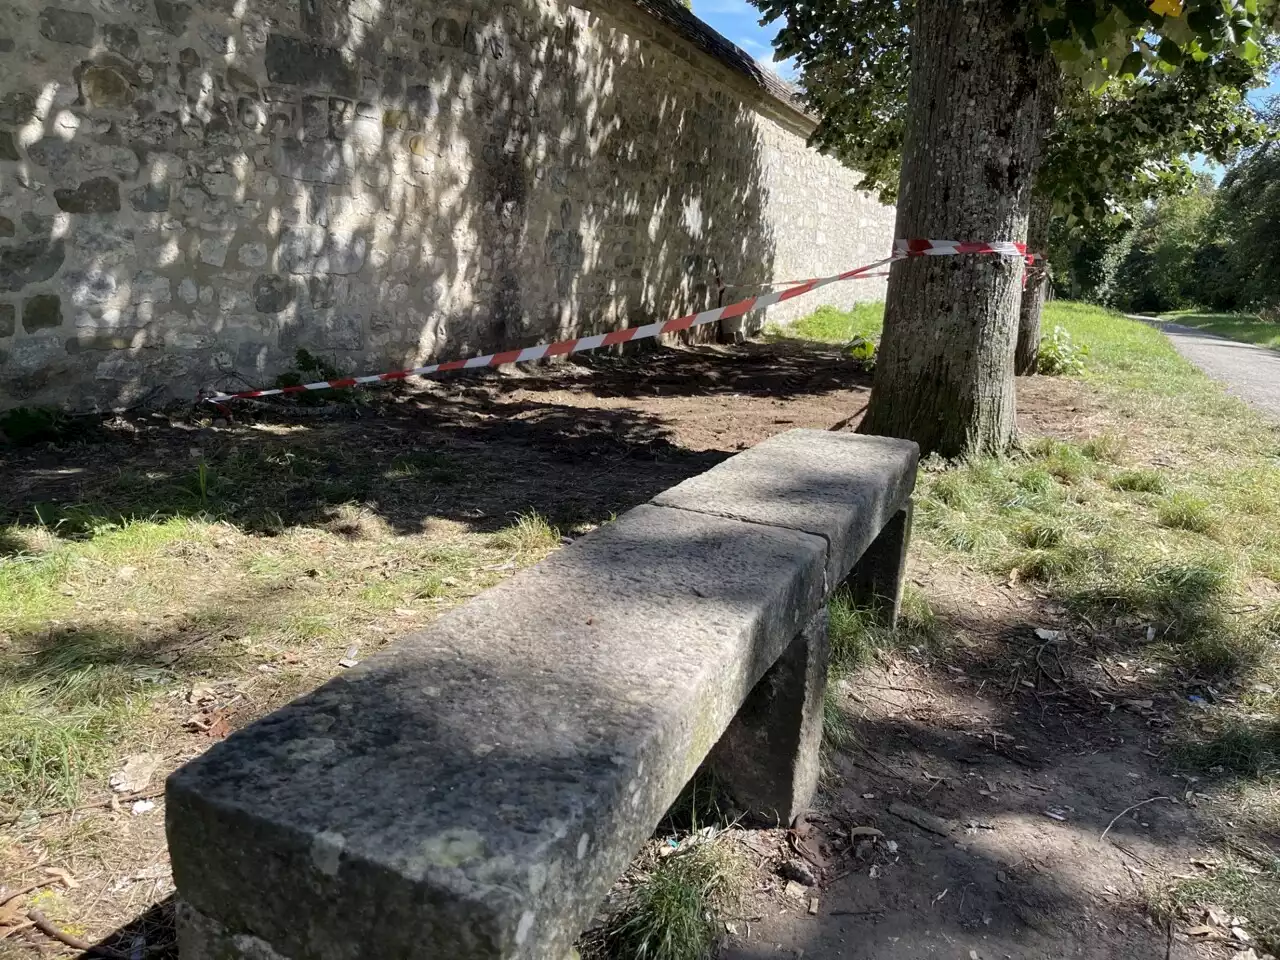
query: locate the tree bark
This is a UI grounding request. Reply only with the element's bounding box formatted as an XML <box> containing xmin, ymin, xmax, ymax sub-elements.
<box><xmin>1015</xmin><ymin>189</ymin><xmax>1052</xmax><ymax>375</ymax></box>
<box><xmin>859</xmin><ymin>0</ymin><xmax>1049</xmax><ymax>459</ymax></box>
<box><xmin>1016</xmin><ymin>63</ymin><xmax>1060</xmax><ymax>376</ymax></box>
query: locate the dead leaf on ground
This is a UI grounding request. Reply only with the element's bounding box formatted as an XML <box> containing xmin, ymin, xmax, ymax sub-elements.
<box><xmin>43</xmin><ymin>868</ymin><xmax>77</xmax><ymax>890</ymax></box>
<box><xmin>0</xmin><ymin>898</ymin><xmax>26</xmax><ymax>928</ymax></box>
<box><xmin>185</xmin><ymin>710</ymin><xmax>231</xmax><ymax>738</ymax></box>
<box><xmin>205</xmin><ymin>714</ymin><xmax>231</xmax><ymax>738</ymax></box>
<box><xmin>783</xmin><ymin>880</ymin><xmax>808</xmax><ymax>902</ymax></box>
<box><xmin>109</xmin><ymin>753</ymin><xmax>161</xmax><ymax>794</ymax></box>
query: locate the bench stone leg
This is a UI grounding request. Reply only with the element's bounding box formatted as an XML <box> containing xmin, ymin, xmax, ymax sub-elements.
<box><xmin>844</xmin><ymin>501</ymin><xmax>912</xmax><ymax>628</ymax></box>
<box><xmin>708</xmin><ymin>608</ymin><xmax>828</xmax><ymax>826</ymax></box>
<box><xmin>176</xmin><ymin>900</ymin><xmax>289</xmax><ymax>960</ymax></box>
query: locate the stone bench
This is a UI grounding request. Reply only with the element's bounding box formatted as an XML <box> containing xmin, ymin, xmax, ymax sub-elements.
<box><xmin>165</xmin><ymin>429</ymin><xmax>918</xmax><ymax>960</ymax></box>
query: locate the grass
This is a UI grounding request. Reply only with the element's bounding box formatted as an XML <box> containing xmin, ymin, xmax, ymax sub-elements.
<box><xmin>786</xmin><ymin>297</ymin><xmax>1280</xmax><ymax>945</ymax></box>
<box><xmin>1158</xmin><ymin>491</ymin><xmax>1219</xmax><ymax>534</ymax></box>
<box><xmin>772</xmin><ymin>302</ymin><xmax>885</xmax><ymax>343</ymax></box>
<box><xmin>1173</xmin><ymin>718</ymin><xmax>1280</xmax><ymax>782</ymax></box>
<box><xmin>1111</xmin><ymin>469</ymin><xmax>1167</xmax><ymax>494</ymax></box>
<box><xmin>1</xmin><ymin>658</ymin><xmax>153</xmax><ymax>809</ymax></box>
<box><xmin>789</xmin><ymin>301</ymin><xmax>1280</xmax><ymax>685</ymax></box>
<box><xmin>1152</xmin><ymin>858</ymin><xmax>1280</xmax><ymax>955</ymax></box>
<box><xmin>600</xmin><ymin>835</ymin><xmax>748</xmax><ymax>960</ymax></box>
<box><xmin>822</xmin><ymin>585</ymin><xmax>940</xmax><ymax>750</ymax></box>
<box><xmin>6</xmin><ymin>296</ymin><xmax>1280</xmax><ymax>953</ymax></box>
<box><xmin>490</xmin><ymin>510</ymin><xmax>561</xmax><ymax>554</ymax></box>
<box><xmin>0</xmin><ymin>453</ymin><xmax>557</xmax><ymax>813</ymax></box>
<box><xmin>776</xmin><ymin>296</ymin><xmax>1280</xmax><ymax>694</ymax></box>
<box><xmin>1162</xmin><ymin>310</ymin><xmax>1280</xmax><ymax>350</ymax></box>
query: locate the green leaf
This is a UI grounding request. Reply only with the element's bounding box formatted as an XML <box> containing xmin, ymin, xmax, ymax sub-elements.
<box><xmin>1186</xmin><ymin>7</ymin><xmax>1219</xmax><ymax>36</ymax></box>
<box><xmin>1067</xmin><ymin>3</ymin><xmax>1101</xmax><ymax>47</ymax></box>
<box><xmin>1120</xmin><ymin>50</ymin><xmax>1146</xmax><ymax>76</ymax></box>
<box><xmin>1114</xmin><ymin>0</ymin><xmax>1154</xmax><ymax>24</ymax></box>
<box><xmin>1156</xmin><ymin>36</ymin><xmax>1185</xmax><ymax>65</ymax></box>
<box><xmin>1045</xmin><ymin>15</ymin><xmax>1072</xmax><ymax>40</ymax></box>
<box><xmin>1052</xmin><ymin>37</ymin><xmax>1085</xmax><ymax>61</ymax></box>
<box><xmin>1241</xmin><ymin>37</ymin><xmax>1261</xmax><ymax>62</ymax></box>
<box><xmin>1159</xmin><ymin>15</ymin><xmax>1195</xmax><ymax>45</ymax></box>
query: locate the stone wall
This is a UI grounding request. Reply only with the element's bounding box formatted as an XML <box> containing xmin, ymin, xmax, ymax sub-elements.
<box><xmin>0</xmin><ymin>0</ymin><xmax>894</xmax><ymax>412</ymax></box>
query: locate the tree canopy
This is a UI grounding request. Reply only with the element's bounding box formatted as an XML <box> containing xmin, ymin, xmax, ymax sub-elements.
<box><xmin>751</xmin><ymin>0</ymin><xmax>1277</xmax><ymax>457</ymax></box>
<box><xmin>1054</xmin><ymin>125</ymin><xmax>1280</xmax><ymax>314</ymax></box>
<box><xmin>757</xmin><ymin>0</ymin><xmax>1273</xmax><ymax>219</ymax></box>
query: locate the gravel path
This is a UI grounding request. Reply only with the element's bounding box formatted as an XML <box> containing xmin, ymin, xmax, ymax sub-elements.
<box><xmin>1131</xmin><ymin>315</ymin><xmax>1280</xmax><ymax>421</ymax></box>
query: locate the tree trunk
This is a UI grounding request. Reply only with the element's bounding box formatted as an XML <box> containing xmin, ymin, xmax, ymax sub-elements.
<box><xmin>1015</xmin><ymin>189</ymin><xmax>1052</xmax><ymax>375</ymax></box>
<box><xmin>859</xmin><ymin>0</ymin><xmax>1049</xmax><ymax>459</ymax></box>
<box><xmin>1015</xmin><ymin>64</ymin><xmax>1060</xmax><ymax>377</ymax></box>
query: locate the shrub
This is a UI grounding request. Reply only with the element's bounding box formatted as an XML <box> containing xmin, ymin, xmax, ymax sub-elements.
<box><xmin>0</xmin><ymin>407</ymin><xmax>76</xmax><ymax>447</ymax></box>
<box><xmin>1036</xmin><ymin>325</ymin><xmax>1090</xmax><ymax>375</ymax></box>
<box><xmin>844</xmin><ymin>335</ymin><xmax>877</xmax><ymax>369</ymax></box>
<box><xmin>274</xmin><ymin>349</ymin><xmax>359</xmax><ymax>405</ymax></box>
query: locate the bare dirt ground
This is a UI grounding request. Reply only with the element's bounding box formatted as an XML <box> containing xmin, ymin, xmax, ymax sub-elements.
<box><xmin>0</xmin><ymin>336</ymin><xmax>1256</xmax><ymax>959</ymax></box>
<box><xmin>726</xmin><ymin>591</ymin><xmax>1209</xmax><ymax>960</ymax></box>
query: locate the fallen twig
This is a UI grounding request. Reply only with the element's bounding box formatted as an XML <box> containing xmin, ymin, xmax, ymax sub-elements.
<box><xmin>863</xmin><ymin>683</ymin><xmax>934</xmax><ymax>695</ymax></box>
<box><xmin>1225</xmin><ymin>837</ymin><xmax>1279</xmax><ymax>868</ymax></box>
<box><xmin>28</xmin><ymin>909</ymin><xmax>123</xmax><ymax>958</ymax></box>
<box><xmin>1100</xmin><ymin>796</ymin><xmax>1174</xmax><ymax>844</ymax></box>
<box><xmin>1110</xmin><ymin>839</ymin><xmax>1153</xmax><ymax>867</ymax></box>
<box><xmin>0</xmin><ymin>920</ymin><xmax>35</xmax><ymax>940</ymax></box>
<box><xmin>25</xmin><ymin>910</ymin><xmax>172</xmax><ymax>959</ymax></box>
<box><xmin>889</xmin><ymin>801</ymin><xmax>952</xmax><ymax>837</ymax></box>
<box><xmin>854</xmin><ymin>743</ymin><xmax>906</xmax><ymax>779</ymax></box>
<box><xmin>1094</xmin><ymin>658</ymin><xmax>1122</xmax><ymax>688</ymax></box>
<box><xmin>0</xmin><ymin>879</ymin><xmax>60</xmax><ymax>907</ymax></box>
<box><xmin>0</xmin><ymin>786</ymin><xmax>165</xmax><ymax>827</ymax></box>
<box><xmin>1034</xmin><ymin>641</ymin><xmax>1067</xmax><ymax>690</ymax></box>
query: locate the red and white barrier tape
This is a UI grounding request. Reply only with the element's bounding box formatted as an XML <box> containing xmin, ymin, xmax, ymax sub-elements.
<box><xmin>894</xmin><ymin>239</ymin><xmax>1027</xmax><ymax>258</ymax></box>
<box><xmin>203</xmin><ymin>239</ymin><xmax>1034</xmax><ymax>403</ymax></box>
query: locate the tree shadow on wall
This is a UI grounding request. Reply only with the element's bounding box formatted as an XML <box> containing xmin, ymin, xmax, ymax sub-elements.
<box><xmin>1</xmin><ymin>0</ymin><xmax>779</xmax><ymax>410</ymax></box>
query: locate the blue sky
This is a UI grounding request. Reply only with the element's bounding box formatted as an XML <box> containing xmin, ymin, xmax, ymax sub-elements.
<box><xmin>1195</xmin><ymin>71</ymin><xmax>1275</xmax><ymax>177</ymax></box>
<box><xmin>691</xmin><ymin>0</ymin><xmax>795</xmax><ymax>78</ymax></box>
<box><xmin>690</xmin><ymin>0</ymin><xmax>1276</xmax><ymax>179</ymax></box>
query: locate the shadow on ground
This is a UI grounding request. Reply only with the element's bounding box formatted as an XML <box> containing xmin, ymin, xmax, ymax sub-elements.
<box><xmin>74</xmin><ymin>897</ymin><xmax>177</xmax><ymax>960</ymax></box>
<box><xmin>1</xmin><ymin>338</ymin><xmax>870</xmax><ymax>542</ymax></box>
<box><xmin>740</xmin><ymin>578</ymin><xmax>1279</xmax><ymax>960</ymax></box>
<box><xmin>14</xmin><ymin>338</ymin><xmax>1272</xmax><ymax>959</ymax></box>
